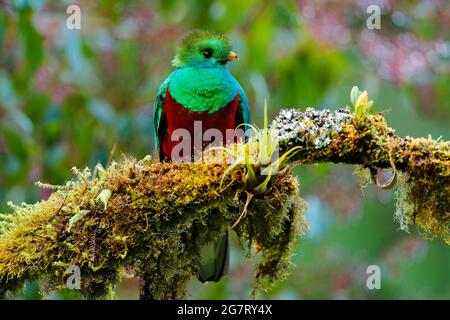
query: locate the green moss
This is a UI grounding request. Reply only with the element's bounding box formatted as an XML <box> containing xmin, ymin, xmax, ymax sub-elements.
<box><xmin>277</xmin><ymin>106</ymin><xmax>448</xmax><ymax>244</ymax></box>
<box><xmin>1</xmin><ymin>103</ymin><xmax>448</xmax><ymax>299</ymax></box>
<box><xmin>350</xmin><ymin>118</ymin><xmax>449</xmax><ymax>244</ymax></box>
<box><xmin>353</xmin><ymin>165</ymin><xmax>373</xmax><ymax>193</ymax></box>
<box><xmin>395</xmin><ymin>171</ymin><xmax>449</xmax><ymax>244</ymax></box>
<box><xmin>0</xmin><ymin>153</ymin><xmax>306</xmax><ymax>299</ymax></box>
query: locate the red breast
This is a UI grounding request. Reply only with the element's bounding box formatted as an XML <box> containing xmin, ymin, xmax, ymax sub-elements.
<box><xmin>161</xmin><ymin>89</ymin><xmax>241</xmax><ymax>161</ymax></box>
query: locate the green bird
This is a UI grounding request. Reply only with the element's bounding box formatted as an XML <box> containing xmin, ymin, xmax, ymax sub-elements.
<box><xmin>153</xmin><ymin>30</ymin><xmax>250</xmax><ymax>282</ymax></box>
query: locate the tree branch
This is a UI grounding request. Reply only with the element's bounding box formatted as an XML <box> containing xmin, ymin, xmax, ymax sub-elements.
<box><xmin>0</xmin><ymin>107</ymin><xmax>448</xmax><ymax>299</ymax></box>
<box><xmin>274</xmin><ymin>107</ymin><xmax>448</xmax><ymax>238</ymax></box>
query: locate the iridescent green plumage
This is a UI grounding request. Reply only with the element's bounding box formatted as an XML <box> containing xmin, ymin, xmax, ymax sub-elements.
<box><xmin>172</xmin><ymin>31</ymin><xmax>232</xmax><ymax>68</ymax></box>
<box><xmin>153</xmin><ymin>30</ymin><xmax>250</xmax><ymax>151</ymax></box>
<box><xmin>152</xmin><ymin>31</ymin><xmax>250</xmax><ymax>283</ymax></box>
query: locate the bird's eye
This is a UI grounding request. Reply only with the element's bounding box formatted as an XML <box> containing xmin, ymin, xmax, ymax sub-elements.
<box><xmin>203</xmin><ymin>48</ymin><xmax>213</xmax><ymax>59</ymax></box>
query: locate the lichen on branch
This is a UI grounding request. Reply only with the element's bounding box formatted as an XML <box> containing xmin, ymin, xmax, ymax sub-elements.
<box><xmin>0</xmin><ymin>99</ymin><xmax>448</xmax><ymax>300</ymax></box>
<box><xmin>273</xmin><ymin>107</ymin><xmax>449</xmax><ymax>243</ymax></box>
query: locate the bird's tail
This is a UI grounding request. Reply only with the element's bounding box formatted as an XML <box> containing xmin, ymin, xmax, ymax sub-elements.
<box><xmin>198</xmin><ymin>231</ymin><xmax>229</xmax><ymax>283</ymax></box>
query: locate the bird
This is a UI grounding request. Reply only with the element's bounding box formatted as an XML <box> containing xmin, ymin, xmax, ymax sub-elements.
<box><xmin>153</xmin><ymin>30</ymin><xmax>250</xmax><ymax>283</ymax></box>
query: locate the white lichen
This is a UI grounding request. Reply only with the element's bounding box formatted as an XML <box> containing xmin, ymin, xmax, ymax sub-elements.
<box><xmin>273</xmin><ymin>107</ymin><xmax>351</xmax><ymax>150</ymax></box>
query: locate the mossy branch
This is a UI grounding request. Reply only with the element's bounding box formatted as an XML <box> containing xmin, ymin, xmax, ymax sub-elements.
<box><xmin>0</xmin><ymin>106</ymin><xmax>448</xmax><ymax>300</ymax></box>
<box><xmin>274</xmin><ymin>108</ymin><xmax>448</xmax><ymax>241</ymax></box>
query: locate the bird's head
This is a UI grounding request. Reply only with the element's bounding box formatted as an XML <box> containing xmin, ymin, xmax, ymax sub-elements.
<box><xmin>172</xmin><ymin>30</ymin><xmax>238</xmax><ymax>68</ymax></box>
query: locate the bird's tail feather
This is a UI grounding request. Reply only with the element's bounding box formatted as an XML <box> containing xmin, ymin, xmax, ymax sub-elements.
<box><xmin>198</xmin><ymin>231</ymin><xmax>229</xmax><ymax>283</ymax></box>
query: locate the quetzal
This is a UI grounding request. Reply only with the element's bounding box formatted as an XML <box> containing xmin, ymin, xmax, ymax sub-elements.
<box><xmin>152</xmin><ymin>30</ymin><xmax>250</xmax><ymax>282</ymax></box>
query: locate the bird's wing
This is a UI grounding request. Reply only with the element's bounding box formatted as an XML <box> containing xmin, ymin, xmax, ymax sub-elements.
<box><xmin>233</xmin><ymin>79</ymin><xmax>251</xmax><ymax>127</ymax></box>
<box><xmin>153</xmin><ymin>75</ymin><xmax>171</xmax><ymax>157</ymax></box>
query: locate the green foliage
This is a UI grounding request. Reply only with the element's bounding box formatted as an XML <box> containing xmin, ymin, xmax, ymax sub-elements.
<box><xmin>17</xmin><ymin>7</ymin><xmax>43</xmax><ymax>77</ymax></box>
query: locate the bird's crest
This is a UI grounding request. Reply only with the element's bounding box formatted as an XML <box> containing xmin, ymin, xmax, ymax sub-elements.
<box><xmin>172</xmin><ymin>30</ymin><xmax>232</xmax><ymax>67</ymax></box>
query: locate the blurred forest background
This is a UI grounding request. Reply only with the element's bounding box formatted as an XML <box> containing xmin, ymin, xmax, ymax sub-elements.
<box><xmin>0</xmin><ymin>0</ymin><xmax>449</xmax><ymax>299</ymax></box>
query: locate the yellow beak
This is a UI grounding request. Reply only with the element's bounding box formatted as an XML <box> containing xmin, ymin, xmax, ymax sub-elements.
<box><xmin>228</xmin><ymin>51</ymin><xmax>239</xmax><ymax>61</ymax></box>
